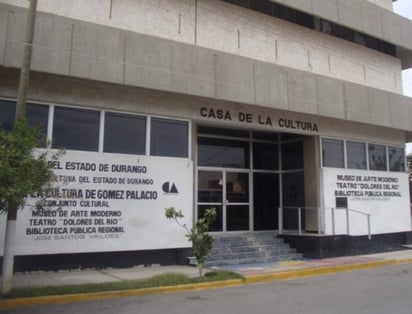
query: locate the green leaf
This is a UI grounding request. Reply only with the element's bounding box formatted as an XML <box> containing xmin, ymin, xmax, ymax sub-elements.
<box><xmin>0</xmin><ymin>119</ymin><xmax>63</xmax><ymax>214</ymax></box>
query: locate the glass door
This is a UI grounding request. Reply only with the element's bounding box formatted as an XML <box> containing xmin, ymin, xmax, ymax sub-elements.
<box><xmin>197</xmin><ymin>170</ymin><xmax>250</xmax><ymax>232</ymax></box>
<box><xmin>197</xmin><ymin>170</ymin><xmax>223</xmax><ymax>231</ymax></box>
<box><xmin>226</xmin><ymin>172</ymin><xmax>249</xmax><ymax>231</ymax></box>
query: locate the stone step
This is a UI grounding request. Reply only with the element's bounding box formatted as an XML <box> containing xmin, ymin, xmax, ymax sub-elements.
<box><xmin>210</xmin><ymin>246</ymin><xmax>295</xmax><ymax>256</ymax></box>
<box><xmin>206</xmin><ymin>232</ymin><xmax>301</xmax><ymax>267</ymax></box>
<box><xmin>207</xmin><ymin>254</ymin><xmax>303</xmax><ymax>267</ymax></box>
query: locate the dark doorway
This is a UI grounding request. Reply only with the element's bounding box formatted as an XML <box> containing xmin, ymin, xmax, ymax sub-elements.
<box><xmin>197</xmin><ymin>126</ymin><xmax>305</xmax><ymax>232</ymax></box>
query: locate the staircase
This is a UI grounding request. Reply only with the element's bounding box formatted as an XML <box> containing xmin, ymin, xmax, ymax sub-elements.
<box><xmin>206</xmin><ymin>232</ymin><xmax>302</xmax><ymax>267</ymax></box>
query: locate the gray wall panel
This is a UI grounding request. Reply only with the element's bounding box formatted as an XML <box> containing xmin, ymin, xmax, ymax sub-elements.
<box><xmin>317</xmin><ymin>76</ymin><xmax>345</xmax><ymax>119</ymax></box>
<box><xmin>287</xmin><ymin>70</ymin><xmax>318</xmax><ymax>115</ymax></box>
<box><xmin>311</xmin><ymin>0</ymin><xmax>339</xmax><ymax>21</ymax></box>
<box><xmin>337</xmin><ymin>0</ymin><xmax>363</xmax><ymax>34</ymax></box>
<box><xmin>71</xmin><ymin>22</ymin><xmax>124</xmax><ymax>84</ymax></box>
<box><xmin>368</xmin><ymin>89</ymin><xmax>391</xmax><ymax>127</ymax></box>
<box><xmin>31</xmin><ymin>15</ymin><xmax>72</xmax><ymax>76</ymax></box>
<box><xmin>214</xmin><ymin>53</ymin><xmax>255</xmax><ymax>104</ymax></box>
<box><xmin>344</xmin><ymin>83</ymin><xmax>370</xmax><ymax>124</ymax></box>
<box><xmin>170</xmin><ymin>43</ymin><xmax>215</xmax><ymax>99</ymax></box>
<box><xmin>401</xmin><ymin>19</ymin><xmax>412</xmax><ymax>49</ymax></box>
<box><xmin>3</xmin><ymin>8</ymin><xmax>25</xmax><ymax>68</ymax></box>
<box><xmin>0</xmin><ymin>8</ymin><xmax>8</xmax><ymax>66</ymax></box>
<box><xmin>124</xmin><ymin>33</ymin><xmax>173</xmax><ymax>93</ymax></box>
<box><xmin>283</xmin><ymin>0</ymin><xmax>312</xmax><ymax>13</ymax></box>
<box><xmin>253</xmin><ymin>62</ymin><xmax>288</xmax><ymax>110</ymax></box>
<box><xmin>361</xmin><ymin>2</ymin><xmax>383</xmax><ymax>39</ymax></box>
<box><xmin>390</xmin><ymin>93</ymin><xmax>411</xmax><ymax>130</ymax></box>
<box><xmin>382</xmin><ymin>11</ymin><xmax>402</xmax><ymax>44</ymax></box>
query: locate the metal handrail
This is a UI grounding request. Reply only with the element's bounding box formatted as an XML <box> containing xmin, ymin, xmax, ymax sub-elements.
<box><xmin>336</xmin><ymin>207</ymin><xmax>372</xmax><ymax>240</ymax></box>
<box><xmin>278</xmin><ymin>207</ymin><xmax>321</xmax><ymax>236</ymax></box>
<box><xmin>278</xmin><ymin>206</ymin><xmax>371</xmax><ymax>240</ymax></box>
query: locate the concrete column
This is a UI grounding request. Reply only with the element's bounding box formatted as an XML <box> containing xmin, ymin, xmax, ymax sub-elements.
<box><xmin>304</xmin><ymin>135</ymin><xmax>321</xmax><ymax>232</ymax></box>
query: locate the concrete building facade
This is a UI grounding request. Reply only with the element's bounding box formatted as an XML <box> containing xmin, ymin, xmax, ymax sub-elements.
<box><xmin>0</xmin><ymin>0</ymin><xmax>412</xmax><ymax>270</ymax></box>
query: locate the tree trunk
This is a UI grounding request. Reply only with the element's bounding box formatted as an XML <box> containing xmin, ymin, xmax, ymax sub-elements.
<box><xmin>15</xmin><ymin>0</ymin><xmax>37</xmax><ymax>119</ymax></box>
<box><xmin>1</xmin><ymin>209</ymin><xmax>17</xmax><ymax>293</ymax></box>
<box><xmin>1</xmin><ymin>0</ymin><xmax>37</xmax><ymax>294</ymax></box>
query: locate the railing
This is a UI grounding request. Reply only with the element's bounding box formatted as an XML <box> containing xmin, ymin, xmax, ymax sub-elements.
<box><xmin>278</xmin><ymin>207</ymin><xmax>371</xmax><ymax>240</ymax></box>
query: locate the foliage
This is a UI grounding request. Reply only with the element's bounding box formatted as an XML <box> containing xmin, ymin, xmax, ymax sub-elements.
<box><xmin>0</xmin><ymin>119</ymin><xmax>59</xmax><ymax>214</ymax></box>
<box><xmin>3</xmin><ymin>271</ymin><xmax>244</xmax><ymax>299</ymax></box>
<box><xmin>165</xmin><ymin>207</ymin><xmax>217</xmax><ymax>277</ymax></box>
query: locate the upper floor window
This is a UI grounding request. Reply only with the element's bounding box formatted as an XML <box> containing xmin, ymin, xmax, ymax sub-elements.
<box><xmin>0</xmin><ymin>100</ymin><xmax>15</xmax><ymax>132</ymax></box>
<box><xmin>104</xmin><ymin>112</ymin><xmax>146</xmax><ymax>155</ymax></box>
<box><xmin>346</xmin><ymin>141</ymin><xmax>367</xmax><ymax>170</ymax></box>
<box><xmin>52</xmin><ymin>107</ymin><xmax>100</xmax><ymax>152</ymax></box>
<box><xmin>388</xmin><ymin>146</ymin><xmax>405</xmax><ymax>172</ymax></box>
<box><xmin>368</xmin><ymin>144</ymin><xmax>387</xmax><ymax>171</ymax></box>
<box><xmin>322</xmin><ymin>138</ymin><xmax>344</xmax><ymax>168</ymax></box>
<box><xmin>0</xmin><ymin>100</ymin><xmax>49</xmax><ymax>146</ymax></box>
<box><xmin>220</xmin><ymin>0</ymin><xmax>396</xmax><ymax>57</ymax></box>
<box><xmin>0</xmin><ymin>99</ymin><xmax>191</xmax><ymax>158</ymax></box>
<box><xmin>150</xmin><ymin>118</ymin><xmax>189</xmax><ymax>158</ymax></box>
<box><xmin>198</xmin><ymin>137</ymin><xmax>250</xmax><ymax>168</ymax></box>
<box><xmin>322</xmin><ymin>137</ymin><xmax>404</xmax><ymax>172</ymax></box>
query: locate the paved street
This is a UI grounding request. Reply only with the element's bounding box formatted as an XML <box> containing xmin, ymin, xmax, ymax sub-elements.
<box><xmin>4</xmin><ymin>263</ymin><xmax>412</xmax><ymax>314</ymax></box>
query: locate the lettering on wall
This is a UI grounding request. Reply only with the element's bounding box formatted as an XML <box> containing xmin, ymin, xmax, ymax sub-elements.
<box><xmin>199</xmin><ymin>107</ymin><xmax>319</xmax><ymax>133</ymax></box>
<box><xmin>334</xmin><ymin>174</ymin><xmax>402</xmax><ymax>201</ymax></box>
<box><xmin>23</xmin><ymin>156</ymin><xmax>184</xmax><ymax>247</ymax></box>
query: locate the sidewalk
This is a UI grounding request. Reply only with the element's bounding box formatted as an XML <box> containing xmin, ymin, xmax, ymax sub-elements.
<box><xmin>2</xmin><ymin>248</ymin><xmax>412</xmax><ymax>309</ymax></box>
<box><xmin>9</xmin><ymin>248</ymin><xmax>412</xmax><ymax>288</ymax></box>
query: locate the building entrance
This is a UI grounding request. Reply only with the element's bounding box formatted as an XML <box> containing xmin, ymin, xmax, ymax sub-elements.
<box><xmin>196</xmin><ymin>126</ymin><xmax>305</xmax><ymax>232</ymax></box>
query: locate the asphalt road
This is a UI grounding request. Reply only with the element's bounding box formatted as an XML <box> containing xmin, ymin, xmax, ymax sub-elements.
<box><xmin>4</xmin><ymin>263</ymin><xmax>412</xmax><ymax>314</ymax></box>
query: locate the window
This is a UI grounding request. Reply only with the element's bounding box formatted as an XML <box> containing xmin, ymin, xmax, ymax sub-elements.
<box><xmin>220</xmin><ymin>0</ymin><xmax>396</xmax><ymax>56</ymax></box>
<box><xmin>322</xmin><ymin>138</ymin><xmax>344</xmax><ymax>168</ymax></box>
<box><xmin>388</xmin><ymin>147</ymin><xmax>405</xmax><ymax>172</ymax></box>
<box><xmin>150</xmin><ymin>118</ymin><xmax>188</xmax><ymax>158</ymax></box>
<box><xmin>0</xmin><ymin>100</ymin><xmax>15</xmax><ymax>131</ymax></box>
<box><xmin>198</xmin><ymin>125</ymin><xmax>249</xmax><ymax>138</ymax></box>
<box><xmin>198</xmin><ymin>137</ymin><xmax>249</xmax><ymax>168</ymax></box>
<box><xmin>0</xmin><ymin>100</ymin><xmax>48</xmax><ymax>146</ymax></box>
<box><xmin>26</xmin><ymin>104</ymin><xmax>49</xmax><ymax>147</ymax></box>
<box><xmin>253</xmin><ymin>142</ymin><xmax>278</xmax><ymax>170</ymax></box>
<box><xmin>282</xmin><ymin>141</ymin><xmax>303</xmax><ymax>170</ymax></box>
<box><xmin>104</xmin><ymin>112</ymin><xmax>146</xmax><ymax>155</ymax></box>
<box><xmin>346</xmin><ymin>141</ymin><xmax>366</xmax><ymax>170</ymax></box>
<box><xmin>53</xmin><ymin>107</ymin><xmax>100</xmax><ymax>151</ymax></box>
<box><xmin>368</xmin><ymin>144</ymin><xmax>387</xmax><ymax>171</ymax></box>
<box><xmin>323</xmin><ymin>138</ymin><xmax>403</xmax><ymax>172</ymax></box>
<box><xmin>224</xmin><ymin>0</ymin><xmax>249</xmax><ymax>7</ymax></box>
<box><xmin>198</xmin><ymin>171</ymin><xmax>223</xmax><ymax>203</ymax></box>
<box><xmin>26</xmin><ymin>104</ymin><xmax>49</xmax><ymax>134</ymax></box>
<box><xmin>250</xmin><ymin>0</ymin><xmax>272</xmax><ymax>15</ymax></box>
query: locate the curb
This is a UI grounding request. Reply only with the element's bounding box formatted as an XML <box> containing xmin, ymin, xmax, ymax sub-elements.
<box><xmin>1</xmin><ymin>258</ymin><xmax>412</xmax><ymax>310</ymax></box>
<box><xmin>244</xmin><ymin>257</ymin><xmax>412</xmax><ymax>284</ymax></box>
<box><xmin>245</xmin><ymin>259</ymin><xmax>394</xmax><ymax>284</ymax></box>
<box><xmin>0</xmin><ymin>279</ymin><xmax>245</xmax><ymax>310</ymax></box>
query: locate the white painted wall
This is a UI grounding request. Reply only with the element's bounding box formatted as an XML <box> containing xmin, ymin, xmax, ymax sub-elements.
<box><xmin>0</xmin><ymin>151</ymin><xmax>194</xmax><ymax>255</ymax></box>
<box><xmin>322</xmin><ymin>168</ymin><xmax>411</xmax><ymax>235</ymax></box>
<box><xmin>0</xmin><ymin>0</ymin><xmax>403</xmax><ymax>94</ymax></box>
